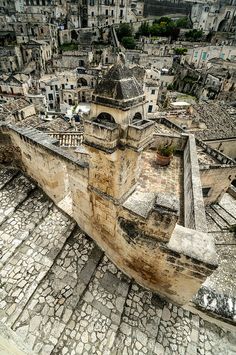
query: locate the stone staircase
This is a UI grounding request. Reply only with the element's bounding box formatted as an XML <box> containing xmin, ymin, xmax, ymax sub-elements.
<box><xmin>194</xmin><ymin>193</ymin><xmax>236</xmax><ymax>321</ymax></box>
<box><xmin>0</xmin><ymin>165</ymin><xmax>235</xmax><ymax>355</ymax></box>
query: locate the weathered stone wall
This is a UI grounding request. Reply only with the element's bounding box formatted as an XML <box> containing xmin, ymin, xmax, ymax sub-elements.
<box><xmin>200</xmin><ymin>165</ymin><xmax>236</xmax><ymax>206</ymax></box>
<box><xmin>206</xmin><ymin>139</ymin><xmax>236</xmax><ymax>161</ymax></box>
<box><xmin>151</xmin><ymin>133</ymin><xmax>187</xmax><ymax>152</ymax></box>
<box><xmin>144</xmin><ymin>0</ymin><xmax>191</xmax><ymax>17</ymax></box>
<box><xmin>0</xmin><ymin>124</ymin><xmax>218</xmax><ymax>305</ymax></box>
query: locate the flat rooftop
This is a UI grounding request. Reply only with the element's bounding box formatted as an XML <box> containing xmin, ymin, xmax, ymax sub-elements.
<box><xmin>137</xmin><ymin>150</ymin><xmax>184</xmax><ymax>224</ymax></box>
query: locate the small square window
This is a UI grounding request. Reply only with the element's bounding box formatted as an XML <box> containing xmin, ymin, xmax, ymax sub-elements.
<box><xmin>202</xmin><ymin>187</ymin><xmax>211</xmax><ymax>197</ymax></box>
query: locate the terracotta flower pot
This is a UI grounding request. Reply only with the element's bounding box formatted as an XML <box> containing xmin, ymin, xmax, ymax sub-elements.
<box><xmin>156</xmin><ymin>151</ymin><xmax>172</xmax><ymax>166</ymax></box>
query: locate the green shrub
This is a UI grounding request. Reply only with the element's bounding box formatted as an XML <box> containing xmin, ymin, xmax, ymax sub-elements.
<box><xmin>158</xmin><ymin>143</ymin><xmax>176</xmax><ymax>157</ymax></box>
<box><xmin>121</xmin><ymin>36</ymin><xmax>136</xmax><ymax>49</ymax></box>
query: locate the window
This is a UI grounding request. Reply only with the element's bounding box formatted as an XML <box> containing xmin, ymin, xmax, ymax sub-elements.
<box><xmin>148</xmin><ymin>105</ymin><xmax>153</xmax><ymax>113</ymax></box>
<box><xmin>105</xmin><ymin>9</ymin><xmax>108</xmax><ymax>16</ymax></box>
<box><xmin>62</xmin><ymin>84</ymin><xmax>65</xmax><ymax>89</ymax></box>
<box><xmin>91</xmin><ymin>11</ymin><xmax>94</xmax><ymax>16</ymax></box>
<box><xmin>120</xmin><ymin>9</ymin><xmax>123</xmax><ymax>17</ymax></box>
<box><xmin>50</xmin><ymin>85</ymin><xmax>53</xmax><ymax>90</ymax></box>
<box><xmin>202</xmin><ymin>187</ymin><xmax>211</xmax><ymax>197</ymax></box>
<box><xmin>48</xmin><ymin>93</ymin><xmax>53</xmax><ymax>100</ymax></box>
<box><xmin>220</xmin><ymin>53</ymin><xmax>225</xmax><ymax>60</ymax></box>
<box><xmin>90</xmin><ymin>0</ymin><xmax>94</xmax><ymax>5</ymax></box>
<box><xmin>111</xmin><ymin>10</ymin><xmax>114</xmax><ymax>16</ymax></box>
<box><xmin>55</xmin><ymin>85</ymin><xmax>58</xmax><ymax>91</ymax></box>
<box><xmin>202</xmin><ymin>52</ymin><xmax>207</xmax><ymax>60</ymax></box>
<box><xmin>71</xmin><ymin>85</ymin><xmax>74</xmax><ymax>89</ymax></box>
<box><xmin>151</xmin><ymin>89</ymin><xmax>155</xmax><ymax>95</ymax></box>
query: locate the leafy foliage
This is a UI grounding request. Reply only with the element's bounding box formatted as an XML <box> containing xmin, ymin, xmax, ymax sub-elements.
<box><xmin>121</xmin><ymin>36</ymin><xmax>136</xmax><ymax>49</ymax></box>
<box><xmin>59</xmin><ymin>43</ymin><xmax>78</xmax><ymax>51</ymax></box>
<box><xmin>185</xmin><ymin>29</ymin><xmax>204</xmax><ymax>41</ymax></box>
<box><xmin>117</xmin><ymin>23</ymin><xmax>133</xmax><ymax>41</ymax></box>
<box><xmin>137</xmin><ymin>16</ymin><xmax>191</xmax><ymax>39</ymax></box>
<box><xmin>174</xmin><ymin>47</ymin><xmax>188</xmax><ymax>55</ymax></box>
<box><xmin>157</xmin><ymin>143</ymin><xmax>176</xmax><ymax>157</ymax></box>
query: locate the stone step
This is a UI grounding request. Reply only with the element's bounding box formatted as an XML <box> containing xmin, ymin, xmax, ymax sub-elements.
<box><xmin>205</xmin><ymin>212</ymin><xmax>222</xmax><ymax>232</ymax></box>
<box><xmin>0</xmin><ymin>166</ymin><xmax>19</xmax><ymax>189</ymax></box>
<box><xmin>12</xmin><ymin>230</ymin><xmax>103</xmax><ymax>355</ymax></box>
<box><xmin>0</xmin><ymin>189</ymin><xmax>53</xmax><ymax>268</ymax></box>
<box><xmin>52</xmin><ymin>256</ymin><xmax>131</xmax><ymax>355</ymax></box>
<box><xmin>0</xmin><ymin>206</ymin><xmax>75</xmax><ymax>328</ymax></box>
<box><xmin>211</xmin><ymin>204</ymin><xmax>236</xmax><ymax>227</ymax></box>
<box><xmin>112</xmin><ymin>283</ymin><xmax>163</xmax><ymax>354</ymax></box>
<box><xmin>205</xmin><ymin>208</ymin><xmax>229</xmax><ymax>230</ymax></box>
<box><xmin>219</xmin><ymin>193</ymin><xmax>236</xmax><ymax>218</ymax></box>
<box><xmin>0</xmin><ymin>173</ymin><xmax>35</xmax><ymax>225</ymax></box>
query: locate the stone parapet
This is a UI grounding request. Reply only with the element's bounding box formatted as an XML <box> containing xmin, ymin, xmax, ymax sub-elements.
<box><xmin>84</xmin><ymin>120</ymin><xmax>120</xmax><ymax>152</ymax></box>
<box><xmin>126</xmin><ymin>120</ymin><xmax>155</xmax><ymax>151</ymax></box>
<box><xmin>184</xmin><ymin>134</ymin><xmax>207</xmax><ymax>232</ymax></box>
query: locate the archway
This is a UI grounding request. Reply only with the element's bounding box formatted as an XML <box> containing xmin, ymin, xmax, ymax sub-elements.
<box><xmin>132</xmin><ymin>112</ymin><xmax>142</xmax><ymax>123</ymax></box>
<box><xmin>218</xmin><ymin>19</ymin><xmax>228</xmax><ymax>31</ymax></box>
<box><xmin>94</xmin><ymin>112</ymin><xmax>116</xmax><ymax>126</ymax></box>
<box><xmin>77</xmin><ymin>78</ymin><xmax>88</xmax><ymax>87</ymax></box>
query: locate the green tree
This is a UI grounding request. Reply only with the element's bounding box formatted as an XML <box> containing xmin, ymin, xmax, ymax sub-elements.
<box><xmin>121</xmin><ymin>36</ymin><xmax>136</xmax><ymax>49</ymax></box>
<box><xmin>174</xmin><ymin>47</ymin><xmax>188</xmax><ymax>55</ymax></box>
<box><xmin>138</xmin><ymin>22</ymin><xmax>150</xmax><ymax>37</ymax></box>
<box><xmin>154</xmin><ymin>17</ymin><xmax>172</xmax><ymax>25</ymax></box>
<box><xmin>185</xmin><ymin>29</ymin><xmax>204</xmax><ymax>41</ymax></box>
<box><xmin>117</xmin><ymin>23</ymin><xmax>133</xmax><ymax>41</ymax></box>
<box><xmin>176</xmin><ymin>17</ymin><xmax>191</xmax><ymax>29</ymax></box>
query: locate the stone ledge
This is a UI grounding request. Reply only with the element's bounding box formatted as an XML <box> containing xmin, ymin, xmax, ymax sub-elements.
<box><xmin>168</xmin><ymin>224</ymin><xmax>218</xmax><ymax>267</ymax></box>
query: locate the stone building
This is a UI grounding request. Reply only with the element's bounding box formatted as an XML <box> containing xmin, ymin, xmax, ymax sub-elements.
<box><xmin>0</xmin><ymin>73</ymin><xmax>31</xmax><ymax>98</ymax></box>
<box><xmin>86</xmin><ymin>0</ymin><xmax>143</xmax><ymax>28</ymax></box>
<box><xmin>184</xmin><ymin>44</ymin><xmax>236</xmax><ymax>68</ymax></box>
<box><xmin>0</xmin><ymin>46</ymin><xmax>23</xmax><ymax>74</ymax></box>
<box><xmin>191</xmin><ymin>0</ymin><xmax>236</xmax><ymax>33</ymax></box>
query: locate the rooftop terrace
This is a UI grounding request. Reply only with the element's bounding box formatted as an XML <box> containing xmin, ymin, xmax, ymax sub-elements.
<box><xmin>137</xmin><ymin>150</ymin><xmax>184</xmax><ymax>224</ymax></box>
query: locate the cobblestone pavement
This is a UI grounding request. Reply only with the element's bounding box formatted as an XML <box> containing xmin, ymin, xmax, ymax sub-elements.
<box><xmin>0</xmin><ymin>167</ymin><xmax>235</xmax><ymax>355</ymax></box>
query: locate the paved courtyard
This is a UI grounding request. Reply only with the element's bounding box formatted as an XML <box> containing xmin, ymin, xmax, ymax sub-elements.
<box><xmin>137</xmin><ymin>150</ymin><xmax>184</xmax><ymax>224</ymax></box>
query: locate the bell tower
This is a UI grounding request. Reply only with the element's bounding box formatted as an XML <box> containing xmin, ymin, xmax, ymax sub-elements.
<box><xmin>83</xmin><ymin>56</ymin><xmax>154</xmax><ymax>201</ymax></box>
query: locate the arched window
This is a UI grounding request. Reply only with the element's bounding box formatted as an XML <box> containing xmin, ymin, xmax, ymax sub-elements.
<box><xmin>94</xmin><ymin>112</ymin><xmax>116</xmax><ymax>126</ymax></box>
<box><xmin>132</xmin><ymin>112</ymin><xmax>142</xmax><ymax>123</ymax></box>
<box><xmin>77</xmin><ymin>78</ymin><xmax>88</xmax><ymax>87</ymax></box>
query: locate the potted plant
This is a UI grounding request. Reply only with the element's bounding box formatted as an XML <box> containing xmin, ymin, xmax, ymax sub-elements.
<box><xmin>156</xmin><ymin>142</ymin><xmax>175</xmax><ymax>166</ymax></box>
